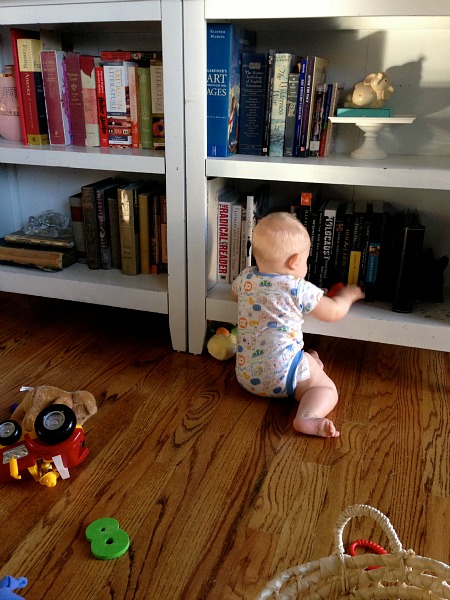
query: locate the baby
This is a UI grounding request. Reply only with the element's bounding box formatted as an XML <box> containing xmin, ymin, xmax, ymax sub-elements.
<box><xmin>231</xmin><ymin>211</ymin><xmax>364</xmax><ymax>438</ymax></box>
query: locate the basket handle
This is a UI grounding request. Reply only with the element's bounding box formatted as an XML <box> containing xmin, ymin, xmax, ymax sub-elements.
<box><xmin>333</xmin><ymin>504</ymin><xmax>403</xmax><ymax>555</ymax></box>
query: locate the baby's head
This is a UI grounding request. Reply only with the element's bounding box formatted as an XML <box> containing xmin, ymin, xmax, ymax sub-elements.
<box><xmin>252</xmin><ymin>211</ymin><xmax>310</xmax><ymax>276</ymax></box>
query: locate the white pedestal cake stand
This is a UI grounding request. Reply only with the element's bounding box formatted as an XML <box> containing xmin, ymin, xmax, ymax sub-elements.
<box><xmin>328</xmin><ymin>116</ymin><xmax>416</xmax><ymax>159</ymax></box>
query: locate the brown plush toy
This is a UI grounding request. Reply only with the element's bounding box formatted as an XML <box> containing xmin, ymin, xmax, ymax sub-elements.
<box><xmin>11</xmin><ymin>385</ymin><xmax>97</xmax><ymax>432</ymax></box>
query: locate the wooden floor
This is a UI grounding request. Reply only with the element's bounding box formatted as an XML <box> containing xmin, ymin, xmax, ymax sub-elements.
<box><xmin>0</xmin><ymin>291</ymin><xmax>448</xmax><ymax>600</ymax></box>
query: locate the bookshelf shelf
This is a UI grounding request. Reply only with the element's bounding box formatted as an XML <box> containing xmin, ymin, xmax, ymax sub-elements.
<box><xmin>206</xmin><ymin>155</ymin><xmax>450</xmax><ymax>191</ymax></box>
<box><xmin>185</xmin><ymin>0</ymin><xmax>450</xmax><ymax>354</ymax></box>
<box><xmin>0</xmin><ymin>0</ymin><xmax>187</xmax><ymax>351</ymax></box>
<box><xmin>206</xmin><ymin>282</ymin><xmax>450</xmax><ymax>353</ymax></box>
<box><xmin>0</xmin><ymin>264</ymin><xmax>168</xmax><ymax>312</ymax></box>
<box><xmin>0</xmin><ymin>142</ymin><xmax>165</xmax><ymax>173</ymax></box>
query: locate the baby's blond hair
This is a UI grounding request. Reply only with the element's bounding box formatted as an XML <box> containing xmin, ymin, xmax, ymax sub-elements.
<box><xmin>252</xmin><ymin>211</ymin><xmax>310</xmax><ymax>267</ymax></box>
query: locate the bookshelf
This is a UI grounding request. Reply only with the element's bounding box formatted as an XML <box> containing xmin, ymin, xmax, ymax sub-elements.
<box><xmin>0</xmin><ymin>0</ymin><xmax>187</xmax><ymax>351</ymax></box>
<box><xmin>184</xmin><ymin>0</ymin><xmax>450</xmax><ymax>354</ymax></box>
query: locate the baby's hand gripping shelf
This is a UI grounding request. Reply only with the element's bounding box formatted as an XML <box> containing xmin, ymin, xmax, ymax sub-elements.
<box><xmin>0</xmin><ymin>385</ymin><xmax>97</xmax><ymax>488</ymax></box>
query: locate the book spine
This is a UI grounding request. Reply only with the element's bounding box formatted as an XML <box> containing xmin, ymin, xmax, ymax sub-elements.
<box><xmin>96</xmin><ymin>187</ymin><xmax>113</xmax><ymax>270</ymax></box>
<box><xmin>283</xmin><ymin>72</ymin><xmax>300</xmax><ymax>157</ymax></box>
<box><xmin>298</xmin><ymin>57</ymin><xmax>315</xmax><ymax>158</ymax></box>
<box><xmin>392</xmin><ymin>210</ymin><xmax>425</xmax><ymax>313</ymax></box>
<box><xmin>239</xmin><ymin>207</ymin><xmax>247</xmax><ymax>273</ymax></box>
<box><xmin>69</xmin><ymin>192</ymin><xmax>87</xmax><ymax>264</ymax></box>
<box><xmin>118</xmin><ymin>187</ymin><xmax>140</xmax><ymax>275</ymax></box>
<box><xmin>238</xmin><ymin>52</ymin><xmax>267</xmax><ymax>156</ymax></box>
<box><xmin>80</xmin><ymin>55</ymin><xmax>100</xmax><ymax>147</ymax></box>
<box><xmin>364</xmin><ymin>201</ymin><xmax>384</xmax><ymax>301</ymax></box>
<box><xmin>16</xmin><ymin>38</ymin><xmax>49</xmax><ymax>145</ymax></box>
<box><xmin>138</xmin><ymin>64</ymin><xmax>153</xmax><ymax>149</ymax></box>
<box><xmin>160</xmin><ymin>192</ymin><xmax>168</xmax><ymax>272</ymax></box>
<box><xmin>323</xmin><ymin>83</ymin><xmax>344</xmax><ymax>157</ymax></box>
<box><xmin>138</xmin><ymin>190</ymin><xmax>151</xmax><ymax>274</ymax></box>
<box><xmin>81</xmin><ymin>185</ymin><xmax>101</xmax><ymax>270</ymax></box>
<box><xmin>358</xmin><ymin>203</ymin><xmax>373</xmax><ymax>288</ymax></box>
<box><xmin>64</xmin><ymin>52</ymin><xmax>86</xmax><ymax>146</ymax></box>
<box><xmin>318</xmin><ymin>82</ymin><xmax>333</xmax><ymax>157</ymax></box>
<box><xmin>150</xmin><ymin>54</ymin><xmax>164</xmax><ymax>150</ymax></box>
<box><xmin>207</xmin><ymin>24</ymin><xmax>253</xmax><ymax>157</ymax></box>
<box><xmin>292</xmin><ymin>58</ymin><xmax>306</xmax><ymax>157</ymax></box>
<box><xmin>107</xmin><ymin>193</ymin><xmax>122</xmax><ymax>269</ymax></box>
<box><xmin>95</xmin><ymin>65</ymin><xmax>109</xmax><ymax>147</ymax></box>
<box><xmin>229</xmin><ymin>203</ymin><xmax>242</xmax><ymax>282</ymax></box>
<box><xmin>10</xmin><ymin>28</ymin><xmax>35</xmax><ymax>145</ymax></box>
<box><xmin>320</xmin><ymin>203</ymin><xmax>338</xmax><ymax>291</ymax></box>
<box><xmin>245</xmin><ymin>194</ymin><xmax>256</xmax><ymax>267</ymax></box>
<box><xmin>330</xmin><ymin>202</ymin><xmax>347</xmax><ymax>286</ymax></box>
<box><xmin>128</xmin><ymin>63</ymin><xmax>141</xmax><ymax>148</ymax></box>
<box><xmin>309</xmin><ymin>83</ymin><xmax>327</xmax><ymax>157</ymax></box>
<box><xmin>261</xmin><ymin>49</ymin><xmax>275</xmax><ymax>156</ymax></box>
<box><xmin>103</xmin><ymin>61</ymin><xmax>132</xmax><ymax>147</ymax></box>
<box><xmin>339</xmin><ymin>202</ymin><xmax>354</xmax><ymax>284</ymax></box>
<box><xmin>268</xmin><ymin>53</ymin><xmax>293</xmax><ymax>157</ymax></box>
<box><xmin>40</xmin><ymin>50</ymin><xmax>72</xmax><ymax>145</ymax></box>
<box><xmin>217</xmin><ymin>200</ymin><xmax>234</xmax><ymax>282</ymax></box>
<box><xmin>347</xmin><ymin>203</ymin><xmax>366</xmax><ymax>285</ymax></box>
<box><xmin>0</xmin><ymin>244</ymin><xmax>75</xmax><ymax>270</ymax></box>
<box><xmin>151</xmin><ymin>194</ymin><xmax>161</xmax><ymax>274</ymax></box>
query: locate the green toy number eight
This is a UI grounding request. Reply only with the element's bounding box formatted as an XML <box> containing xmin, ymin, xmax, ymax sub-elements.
<box><xmin>85</xmin><ymin>517</ymin><xmax>130</xmax><ymax>560</ymax></box>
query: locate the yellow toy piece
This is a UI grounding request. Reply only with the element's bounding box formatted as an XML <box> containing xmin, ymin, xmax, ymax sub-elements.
<box><xmin>207</xmin><ymin>325</ymin><xmax>238</xmax><ymax>361</ymax></box>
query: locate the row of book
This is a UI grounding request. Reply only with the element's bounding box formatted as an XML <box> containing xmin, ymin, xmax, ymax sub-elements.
<box><xmin>0</xmin><ymin>178</ymin><xmax>167</xmax><ymax>276</ymax></box>
<box><xmin>70</xmin><ymin>177</ymin><xmax>168</xmax><ymax>275</ymax></box>
<box><xmin>206</xmin><ymin>23</ymin><xmax>343</xmax><ymax>158</ymax></box>
<box><xmin>10</xmin><ymin>28</ymin><xmax>164</xmax><ymax>149</ymax></box>
<box><xmin>208</xmin><ymin>178</ymin><xmax>426</xmax><ymax>313</ymax></box>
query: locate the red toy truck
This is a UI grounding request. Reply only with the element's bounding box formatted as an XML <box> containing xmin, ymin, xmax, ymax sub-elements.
<box><xmin>0</xmin><ymin>404</ymin><xmax>89</xmax><ymax>487</ymax></box>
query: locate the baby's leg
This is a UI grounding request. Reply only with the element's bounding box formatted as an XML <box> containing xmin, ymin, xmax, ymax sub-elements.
<box><xmin>293</xmin><ymin>353</ymin><xmax>339</xmax><ymax>438</ymax></box>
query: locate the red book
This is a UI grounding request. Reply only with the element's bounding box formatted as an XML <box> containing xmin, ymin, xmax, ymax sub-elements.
<box><xmin>11</xmin><ymin>30</ymin><xmax>49</xmax><ymax>145</ymax></box>
<box><xmin>64</xmin><ymin>52</ymin><xmax>87</xmax><ymax>146</ymax></box>
<box><xmin>95</xmin><ymin>65</ymin><xmax>109</xmax><ymax>147</ymax></box>
<box><xmin>40</xmin><ymin>50</ymin><xmax>72</xmax><ymax>145</ymax></box>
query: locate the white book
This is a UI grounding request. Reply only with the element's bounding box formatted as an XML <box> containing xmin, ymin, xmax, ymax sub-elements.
<box><xmin>206</xmin><ymin>177</ymin><xmax>238</xmax><ymax>289</ymax></box>
<box><xmin>245</xmin><ymin>194</ymin><xmax>256</xmax><ymax>268</ymax></box>
<box><xmin>217</xmin><ymin>198</ymin><xmax>237</xmax><ymax>283</ymax></box>
<box><xmin>229</xmin><ymin>203</ymin><xmax>242</xmax><ymax>282</ymax></box>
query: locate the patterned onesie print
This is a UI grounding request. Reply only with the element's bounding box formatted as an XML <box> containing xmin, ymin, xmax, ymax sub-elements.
<box><xmin>232</xmin><ymin>266</ymin><xmax>323</xmax><ymax>398</ymax></box>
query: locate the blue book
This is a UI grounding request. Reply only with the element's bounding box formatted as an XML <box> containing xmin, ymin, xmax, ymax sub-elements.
<box><xmin>238</xmin><ymin>52</ymin><xmax>268</xmax><ymax>156</ymax></box>
<box><xmin>207</xmin><ymin>24</ymin><xmax>255</xmax><ymax>157</ymax></box>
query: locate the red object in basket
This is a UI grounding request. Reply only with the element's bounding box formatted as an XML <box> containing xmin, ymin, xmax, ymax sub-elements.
<box><xmin>349</xmin><ymin>539</ymin><xmax>387</xmax><ymax>570</ymax></box>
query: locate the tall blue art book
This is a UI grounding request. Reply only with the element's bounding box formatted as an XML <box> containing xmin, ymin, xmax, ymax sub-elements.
<box><xmin>207</xmin><ymin>23</ymin><xmax>255</xmax><ymax>157</ymax></box>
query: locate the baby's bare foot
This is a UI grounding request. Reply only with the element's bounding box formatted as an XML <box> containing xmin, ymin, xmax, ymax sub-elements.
<box><xmin>293</xmin><ymin>416</ymin><xmax>340</xmax><ymax>438</ymax></box>
<box><xmin>306</xmin><ymin>350</ymin><xmax>324</xmax><ymax>369</ymax></box>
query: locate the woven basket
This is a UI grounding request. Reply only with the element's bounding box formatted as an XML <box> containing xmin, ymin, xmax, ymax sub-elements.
<box><xmin>256</xmin><ymin>504</ymin><xmax>450</xmax><ymax>600</ymax></box>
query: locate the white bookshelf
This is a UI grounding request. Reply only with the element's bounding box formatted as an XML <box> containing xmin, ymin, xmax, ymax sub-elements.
<box><xmin>184</xmin><ymin>0</ymin><xmax>450</xmax><ymax>354</ymax></box>
<box><xmin>0</xmin><ymin>0</ymin><xmax>187</xmax><ymax>351</ymax></box>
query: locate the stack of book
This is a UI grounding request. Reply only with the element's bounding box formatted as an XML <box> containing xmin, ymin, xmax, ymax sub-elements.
<box><xmin>69</xmin><ymin>177</ymin><xmax>167</xmax><ymax>276</ymax></box>
<box><xmin>0</xmin><ymin>229</ymin><xmax>76</xmax><ymax>271</ymax></box>
<box><xmin>10</xmin><ymin>28</ymin><xmax>164</xmax><ymax>150</ymax></box>
<box><xmin>208</xmin><ymin>179</ymin><xmax>426</xmax><ymax>313</ymax></box>
<box><xmin>206</xmin><ymin>26</ymin><xmax>346</xmax><ymax>159</ymax></box>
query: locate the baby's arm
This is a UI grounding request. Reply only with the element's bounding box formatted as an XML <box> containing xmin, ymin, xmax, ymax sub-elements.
<box><xmin>231</xmin><ymin>289</ymin><xmax>238</xmax><ymax>302</ymax></box>
<box><xmin>311</xmin><ymin>284</ymin><xmax>365</xmax><ymax>322</ymax></box>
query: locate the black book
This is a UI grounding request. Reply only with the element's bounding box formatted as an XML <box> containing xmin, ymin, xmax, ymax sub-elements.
<box><xmin>364</xmin><ymin>200</ymin><xmax>385</xmax><ymax>301</ymax></box>
<box><xmin>392</xmin><ymin>209</ymin><xmax>425</xmax><ymax>313</ymax></box>
<box><xmin>330</xmin><ymin>201</ymin><xmax>347</xmax><ymax>287</ymax></box>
